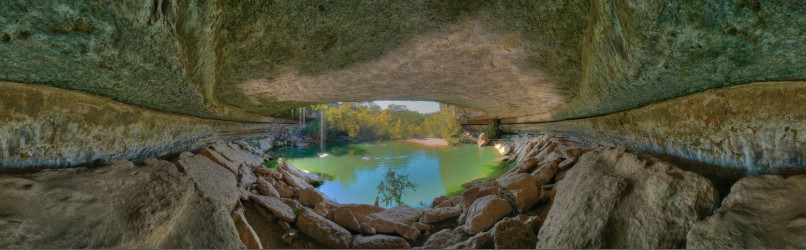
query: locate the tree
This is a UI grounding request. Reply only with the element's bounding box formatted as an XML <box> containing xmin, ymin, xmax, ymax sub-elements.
<box><xmin>374</xmin><ymin>168</ymin><xmax>417</xmax><ymax>206</ymax></box>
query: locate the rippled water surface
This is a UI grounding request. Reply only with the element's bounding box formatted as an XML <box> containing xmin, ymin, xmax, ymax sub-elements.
<box><xmin>268</xmin><ymin>141</ymin><xmax>504</xmax><ymax>207</ymax></box>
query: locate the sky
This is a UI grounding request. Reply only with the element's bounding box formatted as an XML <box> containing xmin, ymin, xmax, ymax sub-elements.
<box><xmin>373</xmin><ymin>100</ymin><xmax>441</xmax><ymax>114</ymax></box>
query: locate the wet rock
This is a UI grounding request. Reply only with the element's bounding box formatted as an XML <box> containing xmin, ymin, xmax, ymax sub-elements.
<box><xmin>463</xmin><ymin>195</ymin><xmax>513</xmax><ymax>235</ymax></box>
<box><xmin>250</xmin><ymin>195</ymin><xmax>296</xmax><ymax>223</ymax></box>
<box><xmin>298</xmin><ymin>187</ymin><xmax>325</xmax><ymax>207</ymax></box>
<box><xmin>491</xmin><ymin>216</ymin><xmax>537</xmax><ymax>249</ymax></box>
<box><xmin>350</xmin><ymin>235</ymin><xmax>411</xmax><ymax>249</ymax></box>
<box><xmin>332</xmin><ymin>204</ymin><xmax>385</xmax><ymax>232</ymax></box>
<box><xmin>536</xmin><ymin>148</ymin><xmax>718</xmax><ymax>249</ymax></box>
<box><xmin>497</xmin><ymin>173</ymin><xmax>539</xmax><ymax>212</ymax></box>
<box><xmin>296</xmin><ymin>208</ymin><xmax>352</xmax><ymax>249</ymax></box>
<box><xmin>365</xmin><ymin>205</ymin><xmax>421</xmax><ymax>240</ymax></box>
<box><xmin>687</xmin><ymin>175</ymin><xmax>806</xmax><ymax>249</ymax></box>
<box><xmin>421</xmin><ymin>206</ymin><xmax>462</xmax><ymax>224</ymax></box>
<box><xmin>422</xmin><ymin>228</ymin><xmax>464</xmax><ymax>249</ymax></box>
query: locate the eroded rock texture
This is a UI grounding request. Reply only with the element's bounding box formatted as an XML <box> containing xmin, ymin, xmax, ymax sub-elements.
<box><xmin>536</xmin><ymin>147</ymin><xmax>718</xmax><ymax>249</ymax></box>
<box><xmin>687</xmin><ymin>175</ymin><xmax>806</xmax><ymax>249</ymax></box>
<box><xmin>0</xmin><ymin>158</ymin><xmax>243</xmax><ymax>248</ymax></box>
<box><xmin>2</xmin><ymin>1</ymin><xmax>804</xmax><ymax>121</ymax></box>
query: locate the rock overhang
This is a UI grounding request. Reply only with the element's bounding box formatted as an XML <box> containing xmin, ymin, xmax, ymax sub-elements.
<box><xmin>3</xmin><ymin>1</ymin><xmax>804</xmax><ymax>122</ymax></box>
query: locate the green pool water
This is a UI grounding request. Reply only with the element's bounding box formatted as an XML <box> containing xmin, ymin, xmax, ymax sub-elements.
<box><xmin>267</xmin><ymin>141</ymin><xmax>505</xmax><ymax>208</ymax></box>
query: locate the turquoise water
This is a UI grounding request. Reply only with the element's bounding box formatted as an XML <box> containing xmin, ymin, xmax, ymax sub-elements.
<box><xmin>268</xmin><ymin>141</ymin><xmax>504</xmax><ymax>207</ymax></box>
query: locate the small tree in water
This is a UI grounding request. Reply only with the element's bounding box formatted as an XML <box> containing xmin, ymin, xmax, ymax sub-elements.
<box><xmin>375</xmin><ymin>168</ymin><xmax>417</xmax><ymax>207</ymax></box>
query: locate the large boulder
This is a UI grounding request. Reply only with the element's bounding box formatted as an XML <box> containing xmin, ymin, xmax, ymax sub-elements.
<box><xmin>175</xmin><ymin>153</ymin><xmax>241</xmax><ymax>210</ymax></box>
<box><xmin>461</xmin><ymin>182</ymin><xmax>500</xmax><ymax>211</ymax></box>
<box><xmin>298</xmin><ymin>187</ymin><xmax>326</xmax><ymax>207</ymax></box>
<box><xmin>350</xmin><ymin>235</ymin><xmax>411</xmax><ymax>249</ymax></box>
<box><xmin>332</xmin><ymin>204</ymin><xmax>385</xmax><ymax>232</ymax></box>
<box><xmin>463</xmin><ymin>195</ymin><xmax>513</xmax><ymax>235</ymax></box>
<box><xmin>365</xmin><ymin>205</ymin><xmax>421</xmax><ymax>241</ymax></box>
<box><xmin>687</xmin><ymin>175</ymin><xmax>806</xmax><ymax>249</ymax></box>
<box><xmin>450</xmin><ymin>231</ymin><xmax>494</xmax><ymax>249</ymax></box>
<box><xmin>250</xmin><ymin>195</ymin><xmax>296</xmax><ymax>223</ymax></box>
<box><xmin>491</xmin><ymin>216</ymin><xmax>537</xmax><ymax>249</ymax></box>
<box><xmin>0</xmin><ymin>158</ymin><xmax>244</xmax><ymax>248</ymax></box>
<box><xmin>256</xmin><ymin>176</ymin><xmax>280</xmax><ymax>197</ymax></box>
<box><xmin>497</xmin><ymin>173</ymin><xmax>539</xmax><ymax>212</ymax></box>
<box><xmin>536</xmin><ymin>148</ymin><xmax>718</xmax><ymax>249</ymax></box>
<box><xmin>420</xmin><ymin>206</ymin><xmax>462</xmax><ymax>224</ymax></box>
<box><xmin>296</xmin><ymin>208</ymin><xmax>353</xmax><ymax>249</ymax></box>
<box><xmin>422</xmin><ymin>228</ymin><xmax>464</xmax><ymax>249</ymax></box>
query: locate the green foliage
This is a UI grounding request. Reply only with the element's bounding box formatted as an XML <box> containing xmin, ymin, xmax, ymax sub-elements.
<box><xmin>483</xmin><ymin>120</ymin><xmax>501</xmax><ymax>140</ymax></box>
<box><xmin>300</xmin><ymin>102</ymin><xmax>464</xmax><ymax>142</ymax></box>
<box><xmin>375</xmin><ymin>168</ymin><xmax>417</xmax><ymax>207</ymax></box>
<box><xmin>247</xmin><ymin>140</ymin><xmax>261</xmax><ymax>149</ymax></box>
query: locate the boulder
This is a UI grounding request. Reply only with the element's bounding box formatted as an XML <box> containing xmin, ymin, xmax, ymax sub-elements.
<box><xmin>451</xmin><ymin>231</ymin><xmax>494</xmax><ymax>249</ymax></box>
<box><xmin>421</xmin><ymin>206</ymin><xmax>462</xmax><ymax>224</ymax></box>
<box><xmin>497</xmin><ymin>173</ymin><xmax>539</xmax><ymax>212</ymax></box>
<box><xmin>517</xmin><ymin>157</ymin><xmax>541</xmax><ymax>173</ymax></box>
<box><xmin>557</xmin><ymin>157</ymin><xmax>577</xmax><ymax>170</ymax></box>
<box><xmin>0</xmin><ymin>158</ymin><xmax>244</xmax><ymax>248</ymax></box>
<box><xmin>461</xmin><ymin>183</ymin><xmax>500</xmax><ymax>211</ymax></box>
<box><xmin>536</xmin><ymin>148</ymin><xmax>718</xmax><ymax>249</ymax></box>
<box><xmin>238</xmin><ymin>165</ymin><xmax>258</xmax><ymax>189</ymax></box>
<box><xmin>477</xmin><ymin>132</ymin><xmax>490</xmax><ymax>147</ymax></box>
<box><xmin>359</xmin><ymin>223</ymin><xmax>377</xmax><ymax>235</ymax></box>
<box><xmin>276</xmin><ymin>185</ymin><xmax>296</xmax><ymax>198</ymax></box>
<box><xmin>687</xmin><ymin>175</ymin><xmax>806</xmax><ymax>249</ymax></box>
<box><xmin>254</xmin><ymin>166</ymin><xmax>272</xmax><ymax>175</ymax></box>
<box><xmin>250</xmin><ymin>195</ymin><xmax>296</xmax><ymax>223</ymax></box>
<box><xmin>231</xmin><ymin>204</ymin><xmax>263</xmax><ymax>249</ymax></box>
<box><xmin>431</xmin><ymin>195</ymin><xmax>449</xmax><ymax>207</ymax></box>
<box><xmin>256</xmin><ymin>177</ymin><xmax>280</xmax><ymax>197</ymax></box>
<box><xmin>350</xmin><ymin>235</ymin><xmax>411</xmax><ymax>249</ymax></box>
<box><xmin>296</xmin><ymin>208</ymin><xmax>353</xmax><ymax>249</ymax></box>
<box><xmin>531</xmin><ymin>156</ymin><xmax>559</xmax><ymax>185</ymax></box>
<box><xmin>332</xmin><ymin>204</ymin><xmax>385</xmax><ymax>232</ymax></box>
<box><xmin>313</xmin><ymin>200</ymin><xmax>339</xmax><ymax>220</ymax></box>
<box><xmin>491</xmin><ymin>216</ymin><xmax>537</xmax><ymax>249</ymax></box>
<box><xmin>413</xmin><ymin>222</ymin><xmax>431</xmax><ymax>233</ymax></box>
<box><xmin>365</xmin><ymin>205</ymin><xmax>421</xmax><ymax>241</ymax></box>
<box><xmin>463</xmin><ymin>195</ymin><xmax>513</xmax><ymax>235</ymax></box>
<box><xmin>422</xmin><ymin>228</ymin><xmax>464</xmax><ymax>249</ymax></box>
<box><xmin>298</xmin><ymin>187</ymin><xmax>326</xmax><ymax>207</ymax></box>
<box><xmin>199</xmin><ymin>147</ymin><xmax>239</xmax><ymax>176</ymax></box>
<box><xmin>175</xmin><ymin>153</ymin><xmax>240</xmax><ymax>210</ymax></box>
<box><xmin>282</xmin><ymin>170</ymin><xmax>313</xmax><ymax>190</ymax></box>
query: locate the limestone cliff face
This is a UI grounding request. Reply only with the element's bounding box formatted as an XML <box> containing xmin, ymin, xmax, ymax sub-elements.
<box><xmin>0</xmin><ymin>82</ymin><xmax>294</xmax><ymax>168</ymax></box>
<box><xmin>504</xmin><ymin>82</ymin><xmax>805</xmax><ymax>172</ymax></box>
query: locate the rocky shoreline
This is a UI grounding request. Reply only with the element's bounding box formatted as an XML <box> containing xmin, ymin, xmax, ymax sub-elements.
<box><xmin>0</xmin><ymin>133</ymin><xmax>803</xmax><ymax>248</ymax></box>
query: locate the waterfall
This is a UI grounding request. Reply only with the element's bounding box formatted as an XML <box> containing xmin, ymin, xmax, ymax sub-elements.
<box><xmin>320</xmin><ymin>109</ymin><xmax>326</xmax><ymax>152</ymax></box>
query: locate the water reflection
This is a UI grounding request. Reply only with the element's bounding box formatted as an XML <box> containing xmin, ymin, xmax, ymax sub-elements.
<box><xmin>268</xmin><ymin>141</ymin><xmax>504</xmax><ymax>207</ymax></box>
